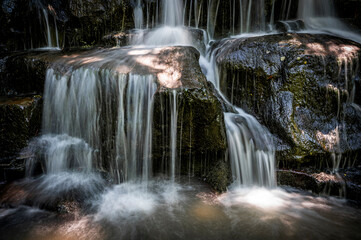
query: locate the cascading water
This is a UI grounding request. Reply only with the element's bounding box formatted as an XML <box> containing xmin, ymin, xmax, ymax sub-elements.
<box><xmin>141</xmin><ymin>0</ymin><xmax>192</xmax><ymax>46</ymax></box>
<box><xmin>170</xmin><ymin>90</ymin><xmax>179</xmax><ymax>182</ymax></box>
<box><xmin>3</xmin><ymin>2</ymin><xmax>361</xmax><ymax>240</ymax></box>
<box><xmin>39</xmin><ymin>4</ymin><xmax>60</xmax><ymax>49</ymax></box>
<box><xmin>133</xmin><ymin>0</ymin><xmax>144</xmax><ymax>29</ymax></box>
<box><xmin>299</xmin><ymin>0</ymin><xmax>361</xmax><ymax>43</ymax></box>
<box><xmin>269</xmin><ymin>0</ymin><xmax>361</xmax><ymax>43</ymax></box>
<box><xmin>28</xmin><ymin>66</ymin><xmax>157</xmax><ymax>183</ymax></box>
<box><xmin>225</xmin><ymin>110</ymin><xmax>275</xmax><ymax>187</ymax></box>
<box><xmin>200</xmin><ymin>50</ymin><xmax>276</xmax><ymax>187</ymax></box>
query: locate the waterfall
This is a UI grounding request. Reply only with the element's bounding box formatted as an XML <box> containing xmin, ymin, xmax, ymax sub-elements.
<box><xmin>163</xmin><ymin>0</ymin><xmax>183</xmax><ymax>26</ymax></box>
<box><xmin>206</xmin><ymin>0</ymin><xmax>220</xmax><ymax>39</ymax></box>
<box><xmin>201</xmin><ymin>46</ymin><xmax>276</xmax><ymax>188</ymax></box>
<box><xmin>297</xmin><ymin>0</ymin><xmax>361</xmax><ymax>43</ymax></box>
<box><xmin>225</xmin><ymin>110</ymin><xmax>275</xmax><ymax>187</ymax></box>
<box><xmin>134</xmin><ymin>0</ymin><xmax>144</xmax><ymax>29</ymax></box>
<box><xmin>29</xmin><ymin>67</ymin><xmax>157</xmax><ymax>183</ymax></box>
<box><xmin>170</xmin><ymin>90</ymin><xmax>178</xmax><ymax>182</ymax></box>
<box><xmin>39</xmin><ymin>4</ymin><xmax>60</xmax><ymax>49</ymax></box>
<box><xmin>137</xmin><ymin>0</ymin><xmax>192</xmax><ymax>47</ymax></box>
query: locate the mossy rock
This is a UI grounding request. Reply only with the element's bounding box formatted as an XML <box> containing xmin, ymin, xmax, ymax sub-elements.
<box><xmin>215</xmin><ymin>33</ymin><xmax>361</xmax><ymax>165</ymax></box>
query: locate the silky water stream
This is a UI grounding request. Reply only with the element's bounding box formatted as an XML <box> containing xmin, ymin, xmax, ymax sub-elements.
<box><xmin>1</xmin><ymin>0</ymin><xmax>361</xmax><ymax>239</ymax></box>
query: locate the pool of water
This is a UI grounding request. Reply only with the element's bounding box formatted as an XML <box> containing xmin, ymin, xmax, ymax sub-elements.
<box><xmin>0</xmin><ymin>173</ymin><xmax>360</xmax><ymax>240</ymax></box>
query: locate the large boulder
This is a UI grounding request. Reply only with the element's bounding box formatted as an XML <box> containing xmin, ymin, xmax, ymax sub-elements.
<box><xmin>52</xmin><ymin>46</ymin><xmax>230</xmax><ymax>191</ymax></box>
<box><xmin>214</xmin><ymin>33</ymin><xmax>361</xmax><ymax>166</ymax></box>
<box><xmin>0</xmin><ymin>46</ymin><xmax>230</xmax><ymax>191</ymax></box>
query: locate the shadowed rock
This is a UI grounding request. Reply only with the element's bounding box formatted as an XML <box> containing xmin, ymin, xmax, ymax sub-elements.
<box><xmin>214</xmin><ymin>33</ymin><xmax>361</xmax><ymax>166</ymax></box>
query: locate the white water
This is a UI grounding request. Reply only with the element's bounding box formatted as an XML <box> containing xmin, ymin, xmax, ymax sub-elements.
<box><xmin>133</xmin><ymin>0</ymin><xmax>192</xmax><ymax>46</ymax></box>
<box><xmin>269</xmin><ymin>0</ymin><xmax>361</xmax><ymax>43</ymax></box>
<box><xmin>170</xmin><ymin>90</ymin><xmax>178</xmax><ymax>182</ymax></box>
<box><xmin>134</xmin><ymin>0</ymin><xmax>144</xmax><ymax>29</ymax></box>
<box><xmin>225</xmin><ymin>109</ymin><xmax>275</xmax><ymax>187</ymax></box>
<box><xmin>2</xmin><ymin>176</ymin><xmax>361</xmax><ymax>240</ymax></box>
<box><xmin>40</xmin><ymin>5</ymin><xmax>60</xmax><ymax>49</ymax></box>
<box><xmin>3</xmin><ymin>2</ymin><xmax>361</xmax><ymax>239</ymax></box>
<box><xmin>200</xmin><ymin>42</ymin><xmax>276</xmax><ymax>187</ymax></box>
<box><xmin>29</xmin><ymin>67</ymin><xmax>157</xmax><ymax>183</ymax></box>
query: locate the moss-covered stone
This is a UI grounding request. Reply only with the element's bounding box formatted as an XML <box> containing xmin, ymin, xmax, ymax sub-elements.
<box><xmin>215</xmin><ymin>33</ymin><xmax>361</xmax><ymax>166</ymax></box>
<box><xmin>152</xmin><ymin>76</ymin><xmax>229</xmax><ymax>191</ymax></box>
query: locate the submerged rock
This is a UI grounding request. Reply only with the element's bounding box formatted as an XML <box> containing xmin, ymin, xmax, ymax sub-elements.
<box><xmin>214</xmin><ymin>33</ymin><xmax>361</xmax><ymax>166</ymax></box>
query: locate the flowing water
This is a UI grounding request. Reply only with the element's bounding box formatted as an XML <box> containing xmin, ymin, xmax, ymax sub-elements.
<box><xmin>37</xmin><ymin>3</ymin><xmax>60</xmax><ymax>49</ymax></box>
<box><xmin>1</xmin><ymin>174</ymin><xmax>361</xmax><ymax>240</ymax></box>
<box><xmin>1</xmin><ymin>1</ymin><xmax>361</xmax><ymax>239</ymax></box>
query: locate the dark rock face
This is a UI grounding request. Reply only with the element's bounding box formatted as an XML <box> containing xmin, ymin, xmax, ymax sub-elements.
<box><xmin>0</xmin><ymin>0</ymin><xmax>135</xmax><ymax>50</ymax></box>
<box><xmin>215</xmin><ymin>33</ymin><xmax>361</xmax><ymax>166</ymax></box>
<box><xmin>277</xmin><ymin>166</ymin><xmax>361</xmax><ymax>202</ymax></box>
<box><xmin>0</xmin><ymin>51</ymin><xmax>62</xmax><ymax>95</ymax></box>
<box><xmin>65</xmin><ymin>0</ymin><xmax>134</xmax><ymax>48</ymax></box>
<box><xmin>0</xmin><ymin>95</ymin><xmax>42</xmax><ymax>183</ymax></box>
<box><xmin>153</xmin><ymin>86</ymin><xmax>229</xmax><ymax>192</ymax></box>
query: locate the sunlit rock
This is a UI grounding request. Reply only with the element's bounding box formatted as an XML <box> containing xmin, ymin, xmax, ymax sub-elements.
<box><xmin>214</xmin><ymin>33</ymin><xmax>361</xmax><ymax>165</ymax></box>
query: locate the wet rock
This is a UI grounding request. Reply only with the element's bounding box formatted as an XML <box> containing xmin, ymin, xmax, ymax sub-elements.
<box><xmin>0</xmin><ymin>0</ymin><xmax>134</xmax><ymax>50</ymax></box>
<box><xmin>215</xmin><ymin>33</ymin><xmax>361</xmax><ymax>165</ymax></box>
<box><xmin>0</xmin><ymin>50</ymin><xmax>64</xmax><ymax>95</ymax></box>
<box><xmin>0</xmin><ymin>0</ymin><xmax>69</xmax><ymax>50</ymax></box>
<box><xmin>0</xmin><ymin>95</ymin><xmax>42</xmax><ymax>161</ymax></box>
<box><xmin>277</xmin><ymin>167</ymin><xmax>361</xmax><ymax>202</ymax></box>
<box><xmin>0</xmin><ymin>172</ymin><xmax>106</xmax><ymax>213</ymax></box>
<box><xmin>66</xmin><ymin>0</ymin><xmax>134</xmax><ymax>48</ymax></box>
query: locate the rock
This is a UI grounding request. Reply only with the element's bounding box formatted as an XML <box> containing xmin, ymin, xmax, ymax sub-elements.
<box><xmin>0</xmin><ymin>0</ymin><xmax>68</xmax><ymax>50</ymax></box>
<box><xmin>0</xmin><ymin>46</ymin><xmax>230</xmax><ymax>191</ymax></box>
<box><xmin>277</xmin><ymin>168</ymin><xmax>361</xmax><ymax>202</ymax></box>
<box><xmin>0</xmin><ymin>0</ymin><xmax>135</xmax><ymax>50</ymax></box>
<box><xmin>0</xmin><ymin>172</ymin><xmax>106</xmax><ymax>213</ymax></box>
<box><xmin>0</xmin><ymin>95</ymin><xmax>42</xmax><ymax>164</ymax></box>
<box><xmin>215</xmin><ymin>33</ymin><xmax>361</xmax><ymax>166</ymax></box>
<box><xmin>0</xmin><ymin>50</ymin><xmax>64</xmax><ymax>95</ymax></box>
<box><xmin>65</xmin><ymin>0</ymin><xmax>134</xmax><ymax>48</ymax></box>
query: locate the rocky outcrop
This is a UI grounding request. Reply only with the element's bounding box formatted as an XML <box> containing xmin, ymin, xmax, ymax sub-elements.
<box><xmin>0</xmin><ymin>95</ymin><xmax>42</xmax><ymax>160</ymax></box>
<box><xmin>278</xmin><ymin>166</ymin><xmax>361</xmax><ymax>202</ymax></box>
<box><xmin>0</xmin><ymin>95</ymin><xmax>42</xmax><ymax>183</ymax></box>
<box><xmin>0</xmin><ymin>0</ymin><xmax>135</xmax><ymax>50</ymax></box>
<box><xmin>214</xmin><ymin>33</ymin><xmax>361</xmax><ymax>166</ymax></box>
<box><xmin>0</xmin><ymin>51</ymin><xmax>64</xmax><ymax>95</ymax></box>
<box><xmin>0</xmin><ymin>46</ymin><xmax>231</xmax><ymax>191</ymax></box>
